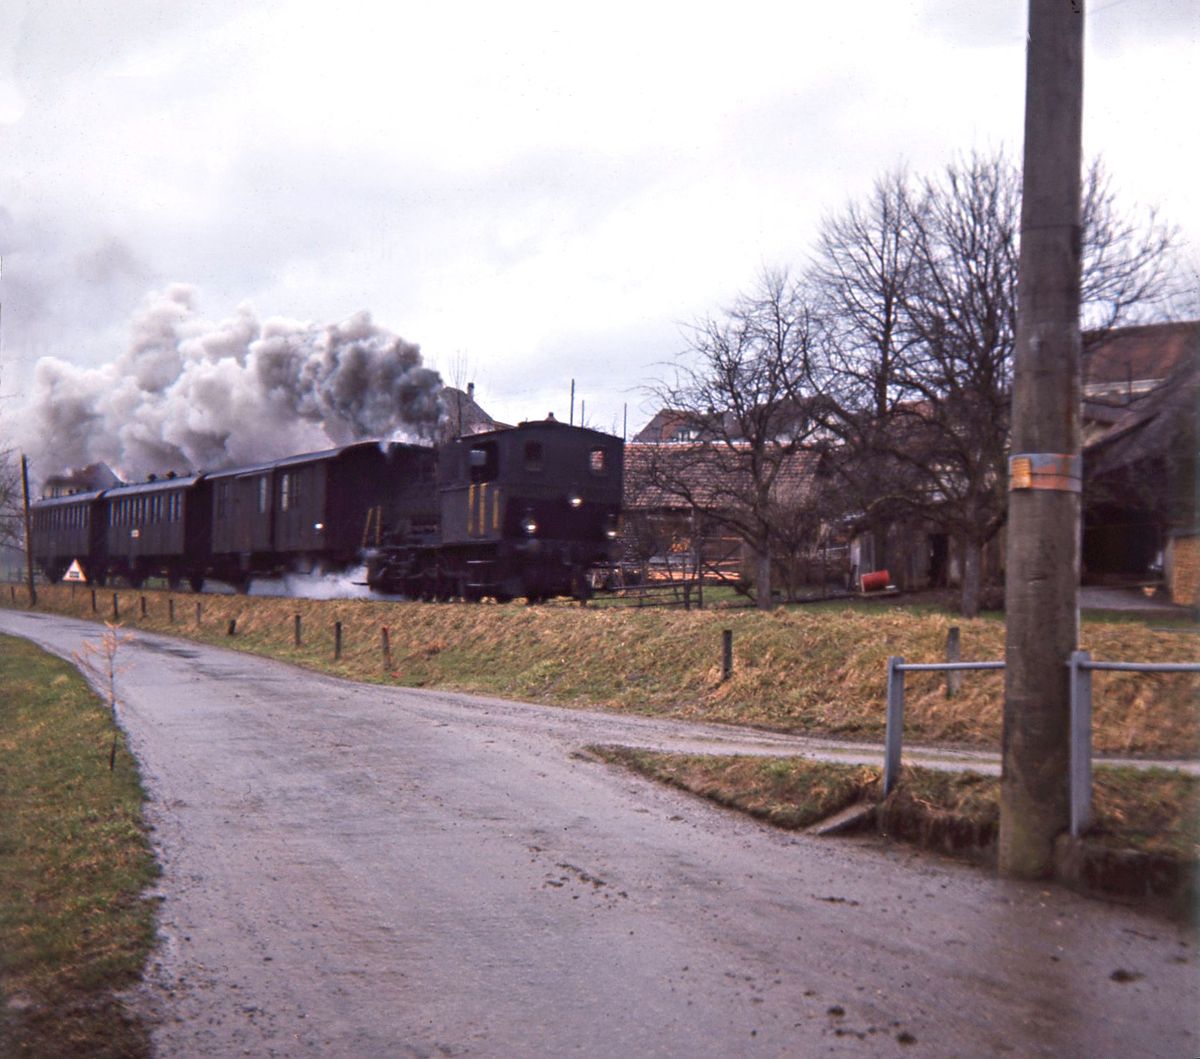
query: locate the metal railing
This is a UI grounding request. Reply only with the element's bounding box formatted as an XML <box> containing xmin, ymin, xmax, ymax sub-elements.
<box><xmin>1068</xmin><ymin>651</ymin><xmax>1200</xmax><ymax>837</ymax></box>
<box><xmin>883</xmin><ymin>657</ymin><xmax>1005</xmax><ymax>795</ymax></box>
<box><xmin>884</xmin><ymin>651</ymin><xmax>1200</xmax><ymax>839</ymax></box>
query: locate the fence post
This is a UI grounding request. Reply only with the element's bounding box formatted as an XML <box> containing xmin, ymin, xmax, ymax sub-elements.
<box><xmin>721</xmin><ymin>629</ymin><xmax>733</xmax><ymax>681</ymax></box>
<box><xmin>113</xmin><ymin>593</ymin><xmax>120</xmax><ymax>620</ymax></box>
<box><xmin>945</xmin><ymin>626</ymin><xmax>962</xmax><ymax>698</ymax></box>
<box><xmin>334</xmin><ymin>621</ymin><xmax>342</xmax><ymax>661</ymax></box>
<box><xmin>227</xmin><ymin>618</ymin><xmax>237</xmax><ymax>636</ymax></box>
<box><xmin>294</xmin><ymin>613</ymin><xmax>302</xmax><ymax>646</ymax></box>
<box><xmin>195</xmin><ymin>601</ymin><xmax>202</xmax><ymax>625</ymax></box>
<box><xmin>9</xmin><ymin>586</ymin><xmax>13</xmax><ymax>603</ymax></box>
<box><xmin>140</xmin><ymin>595</ymin><xmax>147</xmax><ymax>618</ymax></box>
<box><xmin>1069</xmin><ymin>650</ymin><xmax>1093</xmax><ymax>837</ymax></box>
<box><xmin>168</xmin><ymin>598</ymin><xmax>175</xmax><ymax>623</ymax></box>
<box><xmin>381</xmin><ymin>626</ymin><xmax>391</xmax><ymax>669</ymax></box>
<box><xmin>91</xmin><ymin>588</ymin><xmax>97</xmax><ymax>612</ymax></box>
<box><xmin>884</xmin><ymin>656</ymin><xmax>906</xmax><ymax>795</ymax></box>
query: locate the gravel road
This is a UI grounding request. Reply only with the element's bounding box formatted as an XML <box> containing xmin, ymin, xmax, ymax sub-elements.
<box><xmin>2</xmin><ymin>609</ymin><xmax>1196</xmax><ymax>1058</ymax></box>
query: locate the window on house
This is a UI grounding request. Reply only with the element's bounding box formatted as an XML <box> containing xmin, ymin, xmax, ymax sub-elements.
<box><xmin>589</xmin><ymin>448</ymin><xmax>608</xmax><ymax>476</ymax></box>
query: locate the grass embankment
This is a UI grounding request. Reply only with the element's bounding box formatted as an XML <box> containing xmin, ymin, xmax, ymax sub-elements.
<box><xmin>593</xmin><ymin>748</ymin><xmax>1200</xmax><ymax>863</ymax></box>
<box><xmin>5</xmin><ymin>583</ymin><xmax>1197</xmax><ymax>756</ymax></box>
<box><xmin>0</xmin><ymin>634</ymin><xmax>158</xmax><ymax>1059</ymax></box>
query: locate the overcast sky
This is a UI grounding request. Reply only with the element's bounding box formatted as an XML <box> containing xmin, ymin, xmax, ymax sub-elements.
<box><xmin>1</xmin><ymin>0</ymin><xmax>1197</xmax><ymax>441</ymax></box>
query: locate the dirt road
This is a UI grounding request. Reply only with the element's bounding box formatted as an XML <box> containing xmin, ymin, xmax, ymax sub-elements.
<box><xmin>2</xmin><ymin>610</ymin><xmax>1196</xmax><ymax>1057</ymax></box>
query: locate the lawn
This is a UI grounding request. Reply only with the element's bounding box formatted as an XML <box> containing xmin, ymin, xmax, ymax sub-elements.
<box><xmin>0</xmin><ymin>633</ymin><xmax>158</xmax><ymax>1059</ymax></box>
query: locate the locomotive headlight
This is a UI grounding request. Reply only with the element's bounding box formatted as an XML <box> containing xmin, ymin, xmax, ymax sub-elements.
<box><xmin>604</xmin><ymin>514</ymin><xmax>619</xmax><ymax>540</ymax></box>
<box><xmin>314</xmin><ymin>522</ymin><xmax>325</xmax><ymax>531</ymax></box>
<box><xmin>568</xmin><ymin>493</ymin><xmax>583</xmax><ymax>509</ymax></box>
<box><xmin>522</xmin><ymin>511</ymin><xmax>539</xmax><ymax>536</ymax></box>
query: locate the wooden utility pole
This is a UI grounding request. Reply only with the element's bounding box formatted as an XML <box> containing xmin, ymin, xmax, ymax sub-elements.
<box><xmin>1000</xmin><ymin>0</ymin><xmax>1085</xmax><ymax>877</ymax></box>
<box><xmin>20</xmin><ymin>454</ymin><xmax>36</xmax><ymax>606</ymax></box>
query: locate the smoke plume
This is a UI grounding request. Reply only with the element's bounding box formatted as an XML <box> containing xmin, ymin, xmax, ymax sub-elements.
<box><xmin>18</xmin><ymin>285</ymin><xmax>444</xmax><ymax>480</ymax></box>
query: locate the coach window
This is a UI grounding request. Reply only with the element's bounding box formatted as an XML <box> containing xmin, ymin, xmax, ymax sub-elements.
<box><xmin>280</xmin><ymin>473</ymin><xmax>291</xmax><ymax>512</ymax></box>
<box><xmin>216</xmin><ymin>482</ymin><xmax>229</xmax><ymax>519</ymax></box>
<box><xmin>258</xmin><ymin>476</ymin><xmax>268</xmax><ymax>514</ymax></box>
<box><xmin>524</xmin><ymin>441</ymin><xmax>544</xmax><ymax>472</ymax></box>
<box><xmin>469</xmin><ymin>442</ymin><xmax>498</xmax><ymax>484</ymax></box>
<box><xmin>589</xmin><ymin>448</ymin><xmax>608</xmax><ymax>476</ymax></box>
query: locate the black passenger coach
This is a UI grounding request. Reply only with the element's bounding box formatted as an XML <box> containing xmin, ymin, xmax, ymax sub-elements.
<box><xmin>31</xmin><ymin>419</ymin><xmax>624</xmax><ymax>602</ymax></box>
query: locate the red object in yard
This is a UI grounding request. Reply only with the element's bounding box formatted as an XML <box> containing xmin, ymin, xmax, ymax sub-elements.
<box><xmin>860</xmin><ymin>570</ymin><xmax>891</xmax><ymax>592</ymax></box>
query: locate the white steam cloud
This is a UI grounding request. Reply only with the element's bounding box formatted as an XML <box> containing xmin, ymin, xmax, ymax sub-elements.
<box><xmin>19</xmin><ymin>284</ymin><xmax>443</xmax><ymax>479</ymax></box>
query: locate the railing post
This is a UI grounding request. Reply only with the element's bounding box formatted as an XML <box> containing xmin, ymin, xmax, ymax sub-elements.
<box><xmin>294</xmin><ymin>613</ymin><xmax>302</xmax><ymax>646</ymax></box>
<box><xmin>334</xmin><ymin>621</ymin><xmax>343</xmax><ymax>661</ymax></box>
<box><xmin>884</xmin><ymin>656</ymin><xmax>905</xmax><ymax>796</ymax></box>
<box><xmin>721</xmin><ymin>629</ymin><xmax>733</xmax><ymax>681</ymax></box>
<box><xmin>168</xmin><ymin>598</ymin><xmax>175</xmax><ymax>623</ymax></box>
<box><xmin>945</xmin><ymin>626</ymin><xmax>962</xmax><ymax>698</ymax></box>
<box><xmin>1069</xmin><ymin>650</ymin><xmax>1093</xmax><ymax>837</ymax></box>
<box><xmin>381</xmin><ymin>626</ymin><xmax>391</xmax><ymax>669</ymax></box>
<box><xmin>113</xmin><ymin>593</ymin><xmax>120</xmax><ymax>620</ymax></box>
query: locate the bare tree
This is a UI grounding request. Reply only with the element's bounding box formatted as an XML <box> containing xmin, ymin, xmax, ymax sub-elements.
<box><xmin>643</xmin><ymin>269</ymin><xmax>824</xmax><ymax>609</ymax></box>
<box><xmin>811</xmin><ymin>151</ymin><xmax>1178</xmax><ymax>617</ymax></box>
<box><xmin>809</xmin><ymin>170</ymin><xmax>927</xmax><ymax>578</ymax></box>
<box><xmin>0</xmin><ymin>444</ymin><xmax>23</xmax><ymax>553</ymax></box>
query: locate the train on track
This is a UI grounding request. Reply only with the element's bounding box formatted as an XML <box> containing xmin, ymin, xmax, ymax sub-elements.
<box><xmin>30</xmin><ymin>418</ymin><xmax>624</xmax><ymax>602</ymax></box>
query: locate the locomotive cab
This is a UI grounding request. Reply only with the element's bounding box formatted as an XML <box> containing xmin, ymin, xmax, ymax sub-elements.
<box><xmin>435</xmin><ymin>419</ymin><xmax>623</xmax><ymax>600</ymax></box>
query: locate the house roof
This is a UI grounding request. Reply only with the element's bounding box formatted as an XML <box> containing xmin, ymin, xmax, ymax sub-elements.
<box><xmin>1083</xmin><ymin>320</ymin><xmax>1199</xmax><ymax>396</ymax></box>
<box><xmin>632</xmin><ymin>399</ymin><xmax>824</xmax><ymax>445</ymax></box>
<box><xmin>439</xmin><ymin>385</ymin><xmax>504</xmax><ymax>440</ymax></box>
<box><xmin>624</xmin><ymin>441</ymin><xmax>825</xmax><ymax>511</ymax></box>
<box><xmin>1084</xmin><ymin>353</ymin><xmax>1199</xmax><ymax>478</ymax></box>
<box><xmin>43</xmin><ymin>462</ymin><xmax>122</xmax><ymax>497</ymax></box>
<box><xmin>631</xmin><ymin>408</ymin><xmax>731</xmax><ymax>443</ymax></box>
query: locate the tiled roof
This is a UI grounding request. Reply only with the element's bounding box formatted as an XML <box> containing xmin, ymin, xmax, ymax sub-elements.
<box><xmin>624</xmin><ymin>441</ymin><xmax>824</xmax><ymax>511</ymax></box>
<box><xmin>438</xmin><ymin>386</ymin><xmax>505</xmax><ymax>441</ymax></box>
<box><xmin>1083</xmin><ymin>320</ymin><xmax>1198</xmax><ymax>394</ymax></box>
<box><xmin>1084</xmin><ymin>354</ymin><xmax>1198</xmax><ymax>476</ymax></box>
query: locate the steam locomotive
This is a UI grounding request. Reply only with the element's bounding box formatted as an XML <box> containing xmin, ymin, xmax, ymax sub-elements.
<box><xmin>30</xmin><ymin>419</ymin><xmax>624</xmax><ymax>602</ymax></box>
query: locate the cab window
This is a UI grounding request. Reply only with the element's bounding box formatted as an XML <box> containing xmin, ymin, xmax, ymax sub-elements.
<box><xmin>469</xmin><ymin>442</ymin><xmax>499</xmax><ymax>483</ymax></box>
<box><xmin>524</xmin><ymin>441</ymin><xmax>544</xmax><ymax>472</ymax></box>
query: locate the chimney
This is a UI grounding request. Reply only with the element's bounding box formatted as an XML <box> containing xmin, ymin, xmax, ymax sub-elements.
<box><xmin>467</xmin><ymin>382</ymin><xmax>475</xmax><ymax>401</ymax></box>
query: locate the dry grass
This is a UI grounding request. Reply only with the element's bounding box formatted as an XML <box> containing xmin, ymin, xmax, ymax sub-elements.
<box><xmin>5</xmin><ymin>583</ymin><xmax>1198</xmax><ymax>756</ymax></box>
<box><xmin>595</xmin><ymin>749</ymin><xmax>1199</xmax><ymax>863</ymax></box>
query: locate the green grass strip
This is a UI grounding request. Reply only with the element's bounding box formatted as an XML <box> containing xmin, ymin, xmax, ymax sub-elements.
<box><xmin>0</xmin><ymin>634</ymin><xmax>159</xmax><ymax>1059</ymax></box>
